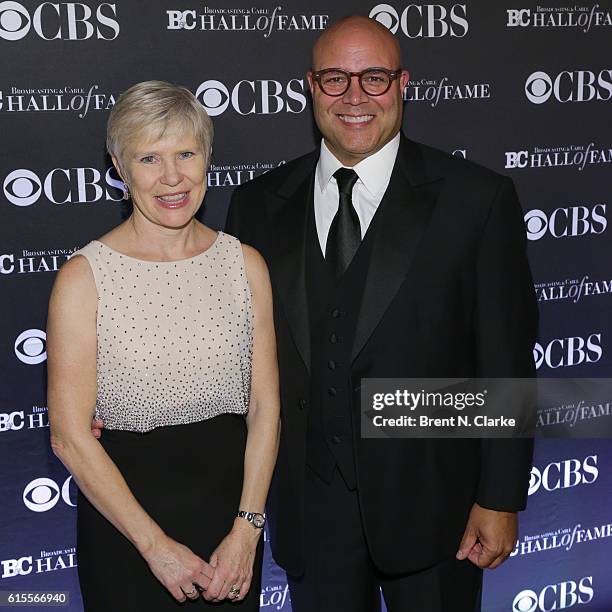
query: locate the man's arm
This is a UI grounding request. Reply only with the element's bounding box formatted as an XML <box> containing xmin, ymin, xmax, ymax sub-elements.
<box><xmin>457</xmin><ymin>176</ymin><xmax>538</xmax><ymax>568</ymax></box>
<box><xmin>474</xmin><ymin>177</ymin><xmax>537</xmax><ymax>510</ymax></box>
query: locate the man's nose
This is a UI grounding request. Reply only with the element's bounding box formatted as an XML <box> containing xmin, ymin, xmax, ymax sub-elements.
<box><xmin>342</xmin><ymin>75</ymin><xmax>369</xmax><ymax>105</ymax></box>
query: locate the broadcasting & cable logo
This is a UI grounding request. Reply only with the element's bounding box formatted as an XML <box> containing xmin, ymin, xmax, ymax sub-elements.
<box><xmin>533</xmin><ymin>333</ymin><xmax>602</xmax><ymax>370</ymax></box>
<box><xmin>512</xmin><ymin>576</ymin><xmax>594</xmax><ymax>611</ymax></box>
<box><xmin>195</xmin><ymin>78</ymin><xmax>306</xmax><ymax>117</ymax></box>
<box><xmin>167</xmin><ymin>6</ymin><xmax>328</xmax><ymax>38</ymax></box>
<box><xmin>208</xmin><ymin>160</ymin><xmax>286</xmax><ymax>188</ymax></box>
<box><xmin>260</xmin><ymin>584</ymin><xmax>290</xmax><ymax>609</ymax></box>
<box><xmin>523</xmin><ymin>204</ymin><xmax>607</xmax><ymax>241</ymax></box>
<box><xmin>0</xmin><ymin>85</ymin><xmax>116</xmax><ymax>118</ymax></box>
<box><xmin>22</xmin><ymin>475</ymin><xmax>77</xmax><ymax>512</ymax></box>
<box><xmin>369</xmin><ymin>3</ymin><xmax>468</xmax><ymax>37</ymax></box>
<box><xmin>3</xmin><ymin>166</ymin><xmax>125</xmax><ymax>206</ymax></box>
<box><xmin>1</xmin><ymin>247</ymin><xmax>76</xmax><ymax>275</ymax></box>
<box><xmin>511</xmin><ymin>522</ymin><xmax>612</xmax><ymax>557</ymax></box>
<box><xmin>535</xmin><ymin>275</ymin><xmax>612</xmax><ymax>304</ymax></box>
<box><xmin>525</xmin><ymin>69</ymin><xmax>612</xmax><ymax>104</ymax></box>
<box><xmin>403</xmin><ymin>76</ymin><xmax>490</xmax><ymax>108</ymax></box>
<box><xmin>506</xmin><ymin>5</ymin><xmax>612</xmax><ymax>33</ymax></box>
<box><xmin>505</xmin><ymin>143</ymin><xmax>612</xmax><ymax>171</ymax></box>
<box><xmin>0</xmin><ymin>1</ymin><xmax>119</xmax><ymax>41</ymax></box>
<box><xmin>14</xmin><ymin>329</ymin><xmax>47</xmax><ymax>364</ymax></box>
<box><xmin>1</xmin><ymin>547</ymin><xmax>77</xmax><ymax>578</ymax></box>
<box><xmin>0</xmin><ymin>406</ymin><xmax>49</xmax><ymax>432</ymax></box>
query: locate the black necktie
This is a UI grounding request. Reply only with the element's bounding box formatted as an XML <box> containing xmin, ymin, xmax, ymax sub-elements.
<box><xmin>326</xmin><ymin>168</ymin><xmax>361</xmax><ymax>278</ymax></box>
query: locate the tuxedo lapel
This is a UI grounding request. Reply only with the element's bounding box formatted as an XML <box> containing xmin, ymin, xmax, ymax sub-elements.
<box><xmin>351</xmin><ymin>137</ymin><xmax>444</xmax><ymax>362</ymax></box>
<box><xmin>265</xmin><ymin>153</ymin><xmax>318</xmax><ymax>373</ymax></box>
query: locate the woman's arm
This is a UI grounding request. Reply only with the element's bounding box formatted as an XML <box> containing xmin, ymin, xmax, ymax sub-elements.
<box><xmin>205</xmin><ymin>244</ymin><xmax>281</xmax><ymax>603</ymax></box>
<box><xmin>47</xmin><ymin>256</ymin><xmax>212</xmax><ymax>602</ymax></box>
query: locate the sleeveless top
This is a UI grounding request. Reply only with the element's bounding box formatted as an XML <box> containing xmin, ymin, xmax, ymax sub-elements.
<box><xmin>73</xmin><ymin>231</ymin><xmax>252</xmax><ymax>433</ymax></box>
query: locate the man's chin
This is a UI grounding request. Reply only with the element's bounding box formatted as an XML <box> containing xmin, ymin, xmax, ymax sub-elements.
<box><xmin>330</xmin><ymin>134</ymin><xmax>380</xmax><ymax>158</ymax></box>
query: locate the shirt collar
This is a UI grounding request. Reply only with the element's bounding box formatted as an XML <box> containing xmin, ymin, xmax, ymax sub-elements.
<box><xmin>316</xmin><ymin>133</ymin><xmax>401</xmax><ymax>197</ymax></box>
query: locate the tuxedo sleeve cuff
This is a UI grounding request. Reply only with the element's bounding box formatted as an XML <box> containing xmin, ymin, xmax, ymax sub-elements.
<box><xmin>476</xmin><ymin>438</ymin><xmax>534</xmax><ymax>512</ymax></box>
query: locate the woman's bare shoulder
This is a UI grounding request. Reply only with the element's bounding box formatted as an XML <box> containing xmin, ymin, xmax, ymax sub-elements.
<box><xmin>240</xmin><ymin>243</ymin><xmax>269</xmax><ymax>285</ymax></box>
<box><xmin>49</xmin><ymin>254</ymin><xmax>97</xmax><ymax>311</ymax></box>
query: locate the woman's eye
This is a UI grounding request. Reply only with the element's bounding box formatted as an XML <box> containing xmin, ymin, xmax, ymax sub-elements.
<box><xmin>140</xmin><ymin>155</ymin><xmax>156</xmax><ymax>163</ymax></box>
<box><xmin>179</xmin><ymin>152</ymin><xmax>194</xmax><ymax>159</ymax></box>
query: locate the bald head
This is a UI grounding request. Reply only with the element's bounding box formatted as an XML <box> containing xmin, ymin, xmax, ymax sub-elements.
<box><xmin>307</xmin><ymin>14</ymin><xmax>409</xmax><ymax>167</ymax></box>
<box><xmin>312</xmin><ymin>16</ymin><xmax>402</xmax><ymax>70</ymax></box>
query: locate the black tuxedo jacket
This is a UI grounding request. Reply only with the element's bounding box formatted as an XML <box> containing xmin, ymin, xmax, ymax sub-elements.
<box><xmin>225</xmin><ymin>135</ymin><xmax>538</xmax><ymax>576</ymax></box>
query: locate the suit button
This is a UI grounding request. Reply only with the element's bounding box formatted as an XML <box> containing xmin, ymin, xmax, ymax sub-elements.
<box><xmin>331</xmin><ymin>308</ymin><xmax>341</xmax><ymax>318</ymax></box>
<box><xmin>298</xmin><ymin>399</ymin><xmax>308</xmax><ymax>410</ymax></box>
<box><xmin>331</xmin><ymin>435</ymin><xmax>341</xmax><ymax>445</ymax></box>
<box><xmin>330</xmin><ymin>333</ymin><xmax>338</xmax><ymax>344</ymax></box>
<box><xmin>328</xmin><ymin>386</ymin><xmax>337</xmax><ymax>397</ymax></box>
<box><xmin>328</xmin><ymin>360</ymin><xmax>336</xmax><ymax>370</ymax></box>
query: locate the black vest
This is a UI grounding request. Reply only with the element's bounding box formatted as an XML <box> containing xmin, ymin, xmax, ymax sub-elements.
<box><xmin>305</xmin><ymin>197</ymin><xmax>380</xmax><ymax>490</ymax></box>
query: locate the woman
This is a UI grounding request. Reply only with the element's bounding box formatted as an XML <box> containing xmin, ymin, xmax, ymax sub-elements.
<box><xmin>47</xmin><ymin>80</ymin><xmax>280</xmax><ymax>610</ymax></box>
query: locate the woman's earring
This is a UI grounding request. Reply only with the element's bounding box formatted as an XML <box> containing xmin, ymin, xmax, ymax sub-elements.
<box><xmin>123</xmin><ymin>185</ymin><xmax>131</xmax><ymax>200</ymax></box>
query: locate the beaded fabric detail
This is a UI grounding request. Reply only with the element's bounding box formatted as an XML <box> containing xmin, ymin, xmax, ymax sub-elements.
<box><xmin>73</xmin><ymin>232</ymin><xmax>252</xmax><ymax>433</ymax></box>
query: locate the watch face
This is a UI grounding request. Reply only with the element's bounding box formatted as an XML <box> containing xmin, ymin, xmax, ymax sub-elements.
<box><xmin>253</xmin><ymin>514</ymin><xmax>265</xmax><ymax>528</ymax></box>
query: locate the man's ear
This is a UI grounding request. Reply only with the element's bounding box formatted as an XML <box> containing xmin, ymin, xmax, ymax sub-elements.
<box><xmin>306</xmin><ymin>71</ymin><xmax>315</xmax><ymax>95</ymax></box>
<box><xmin>400</xmin><ymin>70</ymin><xmax>410</xmax><ymax>90</ymax></box>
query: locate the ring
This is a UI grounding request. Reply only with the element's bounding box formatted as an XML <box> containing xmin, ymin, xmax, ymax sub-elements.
<box><xmin>228</xmin><ymin>585</ymin><xmax>241</xmax><ymax>598</ymax></box>
<box><xmin>184</xmin><ymin>586</ymin><xmax>198</xmax><ymax>597</ymax></box>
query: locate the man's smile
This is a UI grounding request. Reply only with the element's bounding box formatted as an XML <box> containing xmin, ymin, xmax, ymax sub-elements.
<box><xmin>337</xmin><ymin>114</ymin><xmax>375</xmax><ymax>125</ymax></box>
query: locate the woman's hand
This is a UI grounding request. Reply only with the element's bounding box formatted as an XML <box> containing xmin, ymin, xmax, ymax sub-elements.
<box><xmin>141</xmin><ymin>534</ymin><xmax>214</xmax><ymax>602</ymax></box>
<box><xmin>204</xmin><ymin>519</ymin><xmax>261</xmax><ymax>602</ymax></box>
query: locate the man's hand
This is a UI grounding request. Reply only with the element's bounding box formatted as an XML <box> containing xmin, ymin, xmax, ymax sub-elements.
<box><xmin>456</xmin><ymin>503</ymin><xmax>517</xmax><ymax>569</ymax></box>
<box><xmin>91</xmin><ymin>417</ymin><xmax>103</xmax><ymax>439</ymax></box>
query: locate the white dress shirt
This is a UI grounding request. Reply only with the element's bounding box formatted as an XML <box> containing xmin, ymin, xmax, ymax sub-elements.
<box><xmin>314</xmin><ymin>133</ymin><xmax>400</xmax><ymax>256</ymax></box>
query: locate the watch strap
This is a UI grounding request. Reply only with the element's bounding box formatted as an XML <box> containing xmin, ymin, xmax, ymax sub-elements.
<box><xmin>237</xmin><ymin>510</ymin><xmax>265</xmax><ymax>529</ymax></box>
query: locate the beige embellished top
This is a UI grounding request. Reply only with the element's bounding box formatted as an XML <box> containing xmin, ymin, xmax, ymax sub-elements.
<box><xmin>74</xmin><ymin>231</ymin><xmax>252</xmax><ymax>433</ymax></box>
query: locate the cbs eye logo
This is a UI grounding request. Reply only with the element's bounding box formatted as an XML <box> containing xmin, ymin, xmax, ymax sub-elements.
<box><xmin>23</xmin><ymin>478</ymin><xmax>60</xmax><ymax>512</ymax></box>
<box><xmin>3</xmin><ymin>169</ymin><xmax>42</xmax><ymax>206</ymax></box>
<box><xmin>532</xmin><ymin>343</ymin><xmax>544</xmax><ymax>371</ymax></box>
<box><xmin>0</xmin><ymin>1</ymin><xmax>30</xmax><ymax>41</ymax></box>
<box><xmin>525</xmin><ymin>71</ymin><xmax>552</xmax><ymax>104</ymax></box>
<box><xmin>524</xmin><ymin>209</ymin><xmax>548</xmax><ymax>241</ymax></box>
<box><xmin>512</xmin><ymin>589</ymin><xmax>538</xmax><ymax>612</ymax></box>
<box><xmin>195</xmin><ymin>80</ymin><xmax>229</xmax><ymax>117</ymax></box>
<box><xmin>527</xmin><ymin>466</ymin><xmax>541</xmax><ymax>495</ymax></box>
<box><xmin>23</xmin><ymin>476</ymin><xmax>76</xmax><ymax>512</ymax></box>
<box><xmin>369</xmin><ymin>4</ymin><xmax>399</xmax><ymax>33</ymax></box>
<box><xmin>14</xmin><ymin>329</ymin><xmax>47</xmax><ymax>365</ymax></box>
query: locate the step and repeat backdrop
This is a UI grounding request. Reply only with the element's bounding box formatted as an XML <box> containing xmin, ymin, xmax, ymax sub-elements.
<box><xmin>1</xmin><ymin>1</ymin><xmax>611</xmax><ymax>610</ymax></box>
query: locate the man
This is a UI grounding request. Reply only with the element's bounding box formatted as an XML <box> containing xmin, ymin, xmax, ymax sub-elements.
<box><xmin>226</xmin><ymin>15</ymin><xmax>537</xmax><ymax>612</ymax></box>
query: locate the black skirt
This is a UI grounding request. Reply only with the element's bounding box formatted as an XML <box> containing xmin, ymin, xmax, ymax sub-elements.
<box><xmin>77</xmin><ymin>414</ymin><xmax>263</xmax><ymax>611</ymax></box>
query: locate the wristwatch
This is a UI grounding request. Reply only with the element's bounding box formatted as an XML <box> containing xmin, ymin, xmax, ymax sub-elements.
<box><xmin>237</xmin><ymin>510</ymin><xmax>266</xmax><ymax>529</ymax></box>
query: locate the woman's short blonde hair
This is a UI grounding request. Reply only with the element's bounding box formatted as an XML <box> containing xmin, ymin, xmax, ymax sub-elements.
<box><xmin>107</xmin><ymin>80</ymin><xmax>213</xmax><ymax>171</ymax></box>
